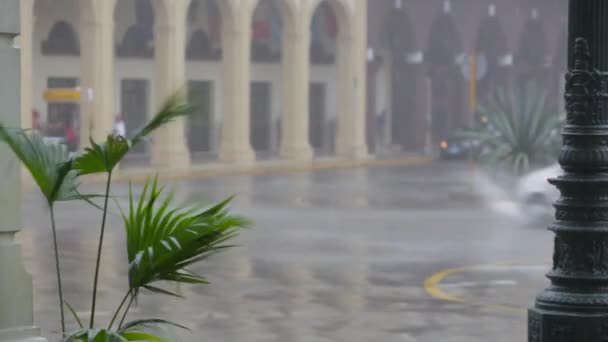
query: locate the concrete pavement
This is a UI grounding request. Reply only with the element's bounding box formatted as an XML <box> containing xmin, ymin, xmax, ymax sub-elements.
<box><xmin>20</xmin><ymin>162</ymin><xmax>553</xmax><ymax>341</ymax></box>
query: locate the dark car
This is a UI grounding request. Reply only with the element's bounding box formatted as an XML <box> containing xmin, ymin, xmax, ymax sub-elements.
<box><xmin>439</xmin><ymin>136</ymin><xmax>481</xmax><ymax>160</ymax></box>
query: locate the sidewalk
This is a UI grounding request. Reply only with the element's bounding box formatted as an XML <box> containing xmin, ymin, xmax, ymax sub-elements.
<box><xmin>92</xmin><ymin>154</ymin><xmax>433</xmax><ymax>184</ymax></box>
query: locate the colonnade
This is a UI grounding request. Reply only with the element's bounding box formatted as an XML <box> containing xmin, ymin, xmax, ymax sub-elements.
<box><xmin>20</xmin><ymin>0</ymin><xmax>369</xmax><ymax>167</ymax></box>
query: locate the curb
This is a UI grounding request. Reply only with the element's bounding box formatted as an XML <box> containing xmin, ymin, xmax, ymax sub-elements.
<box><xmin>21</xmin><ymin>156</ymin><xmax>433</xmax><ymax>188</ymax></box>
<box><xmin>105</xmin><ymin>156</ymin><xmax>434</xmax><ymax>184</ymax></box>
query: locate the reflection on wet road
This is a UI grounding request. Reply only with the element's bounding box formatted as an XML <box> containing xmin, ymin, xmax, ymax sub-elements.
<box><xmin>21</xmin><ymin>163</ymin><xmax>553</xmax><ymax>342</ymax></box>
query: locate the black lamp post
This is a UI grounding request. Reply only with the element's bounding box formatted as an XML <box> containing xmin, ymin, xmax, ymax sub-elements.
<box><xmin>529</xmin><ymin>1</ymin><xmax>608</xmax><ymax>341</ymax></box>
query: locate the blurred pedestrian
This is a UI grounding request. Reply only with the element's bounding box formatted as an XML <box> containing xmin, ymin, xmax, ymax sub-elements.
<box><xmin>113</xmin><ymin>114</ymin><xmax>126</xmax><ymax>138</ymax></box>
<box><xmin>32</xmin><ymin>109</ymin><xmax>42</xmax><ymax>133</ymax></box>
<box><xmin>64</xmin><ymin>122</ymin><xmax>77</xmax><ymax>152</ymax></box>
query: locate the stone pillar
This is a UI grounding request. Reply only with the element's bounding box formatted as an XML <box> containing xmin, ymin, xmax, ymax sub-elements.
<box><xmin>19</xmin><ymin>0</ymin><xmax>33</xmax><ymax>131</ymax></box>
<box><xmin>19</xmin><ymin>0</ymin><xmax>34</xmax><ymax>188</ymax></box>
<box><xmin>0</xmin><ymin>1</ymin><xmax>46</xmax><ymax>341</ymax></box>
<box><xmin>528</xmin><ymin>2</ymin><xmax>608</xmax><ymax>341</ymax></box>
<box><xmin>151</xmin><ymin>0</ymin><xmax>191</xmax><ymax>168</ymax></box>
<box><xmin>218</xmin><ymin>4</ymin><xmax>255</xmax><ymax>164</ymax></box>
<box><xmin>280</xmin><ymin>17</ymin><xmax>313</xmax><ymax>161</ymax></box>
<box><xmin>80</xmin><ymin>0</ymin><xmax>116</xmax><ymax>143</ymax></box>
<box><xmin>335</xmin><ymin>1</ymin><xmax>367</xmax><ymax>160</ymax></box>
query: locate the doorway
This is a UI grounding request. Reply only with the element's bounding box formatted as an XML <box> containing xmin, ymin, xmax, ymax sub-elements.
<box><xmin>250</xmin><ymin>82</ymin><xmax>272</xmax><ymax>156</ymax></box>
<box><xmin>187</xmin><ymin>81</ymin><xmax>214</xmax><ymax>156</ymax></box>
<box><xmin>46</xmin><ymin>77</ymin><xmax>80</xmax><ymax>148</ymax></box>
<box><xmin>309</xmin><ymin>82</ymin><xmax>327</xmax><ymax>154</ymax></box>
<box><xmin>120</xmin><ymin>79</ymin><xmax>149</xmax><ymax>154</ymax></box>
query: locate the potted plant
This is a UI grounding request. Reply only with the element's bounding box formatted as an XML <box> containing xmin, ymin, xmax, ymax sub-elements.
<box><xmin>0</xmin><ymin>91</ymin><xmax>250</xmax><ymax>341</ymax></box>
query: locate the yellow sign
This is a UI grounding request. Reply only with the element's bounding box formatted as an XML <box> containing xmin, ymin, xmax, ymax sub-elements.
<box><xmin>44</xmin><ymin>89</ymin><xmax>81</xmax><ymax>102</ymax></box>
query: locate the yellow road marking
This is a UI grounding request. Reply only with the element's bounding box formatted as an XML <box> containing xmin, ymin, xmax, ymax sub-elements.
<box><xmin>424</xmin><ymin>260</ymin><xmax>549</xmax><ymax>314</ymax></box>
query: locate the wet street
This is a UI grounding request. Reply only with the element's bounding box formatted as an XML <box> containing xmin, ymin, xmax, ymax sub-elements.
<box><xmin>20</xmin><ymin>162</ymin><xmax>553</xmax><ymax>342</ymax></box>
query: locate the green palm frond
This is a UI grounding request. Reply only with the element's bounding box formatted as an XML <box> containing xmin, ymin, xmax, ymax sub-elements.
<box><xmin>123</xmin><ymin>178</ymin><xmax>250</xmax><ymax>295</ymax></box>
<box><xmin>66</xmin><ymin>328</ymin><xmax>165</xmax><ymax>342</ymax></box>
<box><xmin>466</xmin><ymin>84</ymin><xmax>562</xmax><ymax>176</ymax></box>
<box><xmin>0</xmin><ymin>125</ymin><xmax>80</xmax><ymax>203</ymax></box>
<box><xmin>66</xmin><ymin>318</ymin><xmax>187</xmax><ymax>342</ymax></box>
<box><xmin>130</xmin><ymin>91</ymin><xmax>192</xmax><ymax>147</ymax></box>
<box><xmin>118</xmin><ymin>319</ymin><xmax>189</xmax><ymax>334</ymax></box>
<box><xmin>74</xmin><ymin>91</ymin><xmax>192</xmax><ymax>175</ymax></box>
<box><xmin>75</xmin><ymin>136</ymin><xmax>130</xmax><ymax>176</ymax></box>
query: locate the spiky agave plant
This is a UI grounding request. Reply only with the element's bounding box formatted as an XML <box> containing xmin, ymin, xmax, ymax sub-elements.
<box><xmin>465</xmin><ymin>84</ymin><xmax>563</xmax><ymax>176</ymax></box>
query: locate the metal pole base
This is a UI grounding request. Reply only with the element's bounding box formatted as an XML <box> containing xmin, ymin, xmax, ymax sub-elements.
<box><xmin>529</xmin><ymin>306</ymin><xmax>608</xmax><ymax>341</ymax></box>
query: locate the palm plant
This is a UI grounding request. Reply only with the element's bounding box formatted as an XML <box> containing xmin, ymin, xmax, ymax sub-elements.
<box><xmin>0</xmin><ymin>127</ymin><xmax>84</xmax><ymax>334</ymax></box>
<box><xmin>464</xmin><ymin>84</ymin><xmax>563</xmax><ymax>176</ymax></box>
<box><xmin>74</xmin><ymin>92</ymin><xmax>193</xmax><ymax>329</ymax></box>
<box><xmin>109</xmin><ymin>179</ymin><xmax>248</xmax><ymax>330</ymax></box>
<box><xmin>0</xmin><ymin>91</ymin><xmax>251</xmax><ymax>341</ymax></box>
<box><xmin>66</xmin><ymin>179</ymin><xmax>249</xmax><ymax>342</ymax></box>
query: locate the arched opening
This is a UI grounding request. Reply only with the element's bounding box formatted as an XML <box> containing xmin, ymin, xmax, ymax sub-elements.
<box><xmin>515</xmin><ymin>9</ymin><xmax>548</xmax><ymax>90</ymax></box>
<box><xmin>309</xmin><ymin>0</ymin><xmax>342</xmax><ymax>156</ymax></box>
<box><xmin>426</xmin><ymin>6</ymin><xmax>465</xmax><ymax>143</ymax></box>
<box><xmin>41</xmin><ymin>21</ymin><xmax>80</xmax><ymax>56</ymax></box>
<box><xmin>475</xmin><ymin>11</ymin><xmax>508</xmax><ymax>112</ymax></box>
<box><xmin>186</xmin><ymin>0</ymin><xmax>223</xmax><ymax>160</ymax></box>
<box><xmin>383</xmin><ymin>2</ymin><xmax>418</xmax><ymax>152</ymax></box>
<box><xmin>114</xmin><ymin>0</ymin><xmax>158</xmax><ymax>162</ymax></box>
<box><xmin>116</xmin><ymin>0</ymin><xmax>155</xmax><ymax>58</ymax></box>
<box><xmin>33</xmin><ymin>0</ymin><xmax>82</xmax><ymax>152</ymax></box>
<box><xmin>250</xmin><ymin>0</ymin><xmax>284</xmax><ymax>158</ymax></box>
<box><xmin>186</xmin><ymin>0</ymin><xmax>222</xmax><ymax>61</ymax></box>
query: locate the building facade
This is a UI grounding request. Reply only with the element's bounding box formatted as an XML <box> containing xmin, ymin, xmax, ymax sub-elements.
<box><xmin>20</xmin><ymin>0</ymin><xmax>369</xmax><ymax>169</ymax></box>
<box><xmin>19</xmin><ymin>0</ymin><xmax>569</xmax><ymax>169</ymax></box>
<box><xmin>366</xmin><ymin>0</ymin><xmax>568</xmax><ymax>154</ymax></box>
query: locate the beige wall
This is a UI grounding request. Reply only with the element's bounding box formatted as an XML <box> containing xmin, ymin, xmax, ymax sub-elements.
<box><xmin>23</xmin><ymin>0</ymin><xmax>368</xmax><ymax>167</ymax></box>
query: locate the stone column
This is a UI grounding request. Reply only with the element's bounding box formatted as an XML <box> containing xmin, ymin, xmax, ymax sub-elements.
<box><xmin>19</xmin><ymin>0</ymin><xmax>34</xmax><ymax>188</ymax></box>
<box><xmin>151</xmin><ymin>0</ymin><xmax>191</xmax><ymax>168</ymax></box>
<box><xmin>218</xmin><ymin>4</ymin><xmax>255</xmax><ymax>164</ymax></box>
<box><xmin>0</xmin><ymin>1</ymin><xmax>46</xmax><ymax>341</ymax></box>
<box><xmin>528</xmin><ymin>2</ymin><xmax>608</xmax><ymax>341</ymax></box>
<box><xmin>335</xmin><ymin>1</ymin><xmax>367</xmax><ymax>160</ymax></box>
<box><xmin>80</xmin><ymin>0</ymin><xmax>116</xmax><ymax>143</ymax></box>
<box><xmin>19</xmin><ymin>0</ymin><xmax>33</xmax><ymax>131</ymax></box>
<box><xmin>280</xmin><ymin>17</ymin><xmax>313</xmax><ymax>161</ymax></box>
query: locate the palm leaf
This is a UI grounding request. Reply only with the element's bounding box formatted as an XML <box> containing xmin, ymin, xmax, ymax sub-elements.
<box><xmin>65</xmin><ymin>329</ymin><xmax>128</xmax><ymax>342</ymax></box>
<box><xmin>74</xmin><ymin>136</ymin><xmax>130</xmax><ymax>175</ymax></box>
<box><xmin>122</xmin><ymin>178</ymin><xmax>250</xmax><ymax>295</ymax></box>
<box><xmin>66</xmin><ymin>317</ymin><xmax>187</xmax><ymax>341</ymax></box>
<box><xmin>120</xmin><ymin>331</ymin><xmax>168</xmax><ymax>342</ymax></box>
<box><xmin>74</xmin><ymin>91</ymin><xmax>192</xmax><ymax>175</ymax></box>
<box><xmin>130</xmin><ymin>91</ymin><xmax>193</xmax><ymax>147</ymax></box>
<box><xmin>118</xmin><ymin>318</ymin><xmax>190</xmax><ymax>333</ymax></box>
<box><xmin>0</xmin><ymin>125</ymin><xmax>82</xmax><ymax>204</ymax></box>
